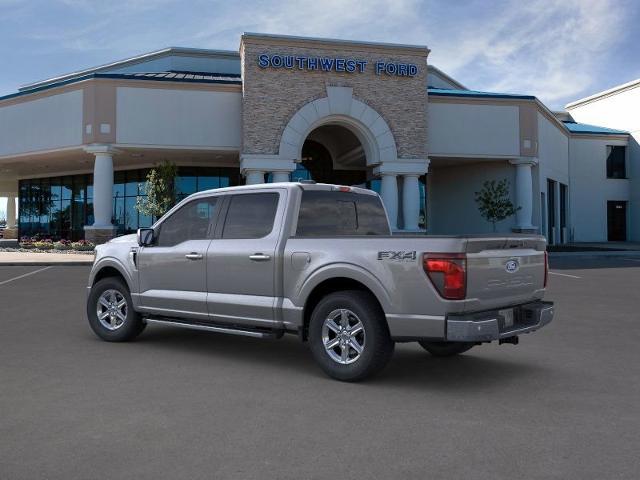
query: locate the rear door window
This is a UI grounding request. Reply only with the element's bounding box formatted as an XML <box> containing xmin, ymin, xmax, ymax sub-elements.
<box><xmin>296</xmin><ymin>190</ymin><xmax>390</xmax><ymax>236</ymax></box>
<box><xmin>222</xmin><ymin>193</ymin><xmax>279</xmax><ymax>239</ymax></box>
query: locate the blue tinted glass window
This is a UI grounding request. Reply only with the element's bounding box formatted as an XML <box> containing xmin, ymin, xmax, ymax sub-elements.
<box><xmin>125</xmin><ymin>197</ymin><xmax>138</xmax><ymax>232</ymax></box>
<box><xmin>125</xmin><ymin>171</ymin><xmax>139</xmax><ymax>196</ymax></box>
<box><xmin>113</xmin><ymin>171</ymin><xmax>125</xmax><ymax>198</ymax></box>
<box><xmin>176</xmin><ymin>175</ymin><xmax>197</xmax><ymax>197</ymax></box>
<box><xmin>61</xmin><ymin>177</ymin><xmax>73</xmax><ymax>200</ymax></box>
<box><xmin>198</xmin><ymin>176</ymin><xmax>218</xmax><ymax>191</ymax></box>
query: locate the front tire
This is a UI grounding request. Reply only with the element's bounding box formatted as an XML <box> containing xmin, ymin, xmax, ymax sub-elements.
<box><xmin>87</xmin><ymin>277</ymin><xmax>145</xmax><ymax>342</ymax></box>
<box><xmin>418</xmin><ymin>341</ymin><xmax>474</xmax><ymax>357</ymax></box>
<box><xmin>308</xmin><ymin>290</ymin><xmax>394</xmax><ymax>382</ymax></box>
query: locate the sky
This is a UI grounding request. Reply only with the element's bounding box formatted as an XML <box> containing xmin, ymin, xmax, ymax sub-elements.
<box><xmin>0</xmin><ymin>0</ymin><xmax>639</xmax><ymax>216</ymax></box>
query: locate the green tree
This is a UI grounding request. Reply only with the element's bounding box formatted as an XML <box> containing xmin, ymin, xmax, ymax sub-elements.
<box><xmin>474</xmin><ymin>179</ymin><xmax>520</xmax><ymax>232</ymax></box>
<box><xmin>135</xmin><ymin>161</ymin><xmax>178</xmax><ymax>218</ymax></box>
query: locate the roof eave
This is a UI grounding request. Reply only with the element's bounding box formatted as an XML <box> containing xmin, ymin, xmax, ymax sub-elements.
<box><xmin>565</xmin><ymin>78</ymin><xmax>640</xmax><ymax>109</ymax></box>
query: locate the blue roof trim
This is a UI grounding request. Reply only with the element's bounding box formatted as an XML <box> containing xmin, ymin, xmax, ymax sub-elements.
<box><xmin>428</xmin><ymin>87</ymin><xmax>536</xmax><ymax>100</ymax></box>
<box><xmin>0</xmin><ymin>72</ymin><xmax>242</xmax><ymax>102</ymax></box>
<box><xmin>562</xmin><ymin>121</ymin><xmax>628</xmax><ymax>135</ymax></box>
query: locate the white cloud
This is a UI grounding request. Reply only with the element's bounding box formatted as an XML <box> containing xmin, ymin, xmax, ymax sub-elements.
<box><xmin>5</xmin><ymin>0</ymin><xmax>635</xmax><ymax>109</ymax></box>
<box><xmin>424</xmin><ymin>0</ymin><xmax>630</xmax><ymax>107</ymax></box>
<box><xmin>186</xmin><ymin>0</ymin><xmax>632</xmax><ymax>107</ymax></box>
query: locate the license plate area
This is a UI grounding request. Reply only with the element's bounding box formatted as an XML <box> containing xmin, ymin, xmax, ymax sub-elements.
<box><xmin>499</xmin><ymin>308</ymin><xmax>514</xmax><ymax>329</ymax></box>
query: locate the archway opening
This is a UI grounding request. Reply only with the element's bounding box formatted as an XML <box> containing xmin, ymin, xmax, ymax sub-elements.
<box><xmin>296</xmin><ymin>124</ymin><xmax>374</xmax><ymax>188</ymax></box>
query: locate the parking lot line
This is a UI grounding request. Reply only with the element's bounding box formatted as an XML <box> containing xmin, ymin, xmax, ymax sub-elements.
<box><xmin>549</xmin><ymin>271</ymin><xmax>581</xmax><ymax>279</ymax></box>
<box><xmin>0</xmin><ymin>266</ymin><xmax>52</xmax><ymax>286</ymax></box>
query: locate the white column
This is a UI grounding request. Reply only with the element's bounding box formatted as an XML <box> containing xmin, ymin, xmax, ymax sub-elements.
<box><xmin>509</xmin><ymin>158</ymin><xmax>537</xmax><ymax>231</ymax></box>
<box><xmin>402</xmin><ymin>174</ymin><xmax>420</xmax><ymax>231</ymax></box>
<box><xmin>84</xmin><ymin>145</ymin><xmax>118</xmax><ymax>230</ymax></box>
<box><xmin>92</xmin><ymin>153</ymin><xmax>114</xmax><ymax>227</ymax></box>
<box><xmin>380</xmin><ymin>173</ymin><xmax>398</xmax><ymax>230</ymax></box>
<box><xmin>6</xmin><ymin>195</ymin><xmax>16</xmax><ymax>229</ymax></box>
<box><xmin>271</xmin><ymin>171</ymin><xmax>290</xmax><ymax>183</ymax></box>
<box><xmin>245</xmin><ymin>170</ymin><xmax>265</xmax><ymax>185</ymax></box>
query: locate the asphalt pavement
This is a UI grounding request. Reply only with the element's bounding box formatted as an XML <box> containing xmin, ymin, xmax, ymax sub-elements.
<box><xmin>1</xmin><ymin>258</ymin><xmax>639</xmax><ymax>479</ymax></box>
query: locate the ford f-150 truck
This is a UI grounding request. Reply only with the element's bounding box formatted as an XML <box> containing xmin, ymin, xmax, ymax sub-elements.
<box><xmin>87</xmin><ymin>181</ymin><xmax>553</xmax><ymax>381</ymax></box>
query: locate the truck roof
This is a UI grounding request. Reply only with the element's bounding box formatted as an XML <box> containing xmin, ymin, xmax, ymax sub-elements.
<box><xmin>190</xmin><ymin>181</ymin><xmax>379</xmax><ymax>198</ymax></box>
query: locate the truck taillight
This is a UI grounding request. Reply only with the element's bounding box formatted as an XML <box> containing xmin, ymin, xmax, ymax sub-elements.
<box><xmin>423</xmin><ymin>253</ymin><xmax>466</xmax><ymax>300</ymax></box>
<box><xmin>544</xmin><ymin>251</ymin><xmax>549</xmax><ymax>288</ymax></box>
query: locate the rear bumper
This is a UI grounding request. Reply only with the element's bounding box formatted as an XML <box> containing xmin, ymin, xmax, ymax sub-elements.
<box><xmin>446</xmin><ymin>301</ymin><xmax>554</xmax><ymax>343</ymax></box>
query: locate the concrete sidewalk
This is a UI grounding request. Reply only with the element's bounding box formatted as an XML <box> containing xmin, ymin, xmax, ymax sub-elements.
<box><xmin>0</xmin><ymin>251</ymin><xmax>94</xmax><ymax>266</ymax></box>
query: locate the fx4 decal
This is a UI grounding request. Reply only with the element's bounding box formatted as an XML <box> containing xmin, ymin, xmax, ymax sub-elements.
<box><xmin>377</xmin><ymin>251</ymin><xmax>417</xmax><ymax>262</ymax></box>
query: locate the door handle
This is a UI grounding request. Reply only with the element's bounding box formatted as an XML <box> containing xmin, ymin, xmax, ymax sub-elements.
<box><xmin>249</xmin><ymin>253</ymin><xmax>271</xmax><ymax>261</ymax></box>
<box><xmin>185</xmin><ymin>253</ymin><xmax>203</xmax><ymax>260</ymax></box>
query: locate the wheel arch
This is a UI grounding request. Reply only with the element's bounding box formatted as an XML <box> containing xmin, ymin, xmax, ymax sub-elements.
<box><xmin>91</xmin><ymin>259</ymin><xmax>134</xmax><ymax>292</ymax></box>
<box><xmin>298</xmin><ymin>266</ymin><xmax>392</xmax><ymax>341</ymax></box>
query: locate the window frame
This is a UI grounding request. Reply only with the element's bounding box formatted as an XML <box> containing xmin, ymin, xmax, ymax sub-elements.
<box><xmin>152</xmin><ymin>195</ymin><xmax>221</xmax><ymax>247</ymax></box>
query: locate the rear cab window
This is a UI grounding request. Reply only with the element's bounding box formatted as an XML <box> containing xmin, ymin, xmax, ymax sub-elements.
<box><xmin>296</xmin><ymin>190</ymin><xmax>390</xmax><ymax>236</ymax></box>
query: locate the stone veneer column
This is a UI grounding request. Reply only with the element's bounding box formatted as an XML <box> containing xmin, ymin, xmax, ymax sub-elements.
<box><xmin>84</xmin><ymin>145</ymin><xmax>117</xmax><ymax>244</ymax></box>
<box><xmin>509</xmin><ymin>157</ymin><xmax>538</xmax><ymax>232</ymax></box>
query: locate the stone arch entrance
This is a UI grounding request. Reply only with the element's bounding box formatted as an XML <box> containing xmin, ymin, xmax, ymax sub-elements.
<box><xmin>240</xmin><ymin>86</ymin><xmax>429</xmax><ymax>231</ymax></box>
<box><xmin>278</xmin><ymin>86</ymin><xmax>398</xmax><ymax>166</ymax></box>
<box><xmin>299</xmin><ymin>123</ymin><xmax>368</xmax><ymax>185</ymax></box>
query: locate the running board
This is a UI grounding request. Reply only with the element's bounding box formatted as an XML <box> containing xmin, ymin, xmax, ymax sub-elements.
<box><xmin>144</xmin><ymin>318</ymin><xmax>278</xmax><ymax>339</ymax></box>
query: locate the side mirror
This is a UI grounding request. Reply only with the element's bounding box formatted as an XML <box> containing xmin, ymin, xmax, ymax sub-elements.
<box><xmin>137</xmin><ymin>228</ymin><xmax>155</xmax><ymax>247</ymax></box>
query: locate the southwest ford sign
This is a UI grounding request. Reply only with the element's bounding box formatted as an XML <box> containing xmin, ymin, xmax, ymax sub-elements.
<box><xmin>257</xmin><ymin>54</ymin><xmax>418</xmax><ymax>77</ymax></box>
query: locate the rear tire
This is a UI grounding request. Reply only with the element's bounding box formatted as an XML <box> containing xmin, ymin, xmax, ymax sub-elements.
<box><xmin>308</xmin><ymin>290</ymin><xmax>394</xmax><ymax>382</ymax></box>
<box><xmin>418</xmin><ymin>341</ymin><xmax>474</xmax><ymax>357</ymax></box>
<box><xmin>87</xmin><ymin>277</ymin><xmax>145</xmax><ymax>342</ymax></box>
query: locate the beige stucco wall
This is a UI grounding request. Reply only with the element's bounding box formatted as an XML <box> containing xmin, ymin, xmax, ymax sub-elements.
<box><xmin>240</xmin><ymin>35</ymin><xmax>429</xmax><ymax>160</ymax></box>
<box><xmin>427</xmin><ymin>102</ymin><xmax>520</xmax><ymax>157</ymax></box>
<box><xmin>116</xmin><ymin>86</ymin><xmax>242</xmax><ymax>148</ymax></box>
<box><xmin>0</xmin><ymin>89</ymin><xmax>83</xmax><ymax>157</ymax></box>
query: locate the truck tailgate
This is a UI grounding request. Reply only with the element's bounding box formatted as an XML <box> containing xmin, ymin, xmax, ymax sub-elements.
<box><xmin>463</xmin><ymin>236</ymin><xmax>546</xmax><ymax>312</ymax></box>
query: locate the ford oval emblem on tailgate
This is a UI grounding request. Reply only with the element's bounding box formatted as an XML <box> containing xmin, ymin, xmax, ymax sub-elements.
<box><xmin>505</xmin><ymin>259</ymin><xmax>519</xmax><ymax>273</ymax></box>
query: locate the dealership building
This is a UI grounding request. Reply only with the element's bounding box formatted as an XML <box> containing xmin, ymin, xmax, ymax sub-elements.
<box><xmin>0</xmin><ymin>33</ymin><xmax>636</xmax><ymax>243</ymax></box>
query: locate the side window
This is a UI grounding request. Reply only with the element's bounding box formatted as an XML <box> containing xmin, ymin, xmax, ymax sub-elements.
<box><xmin>156</xmin><ymin>197</ymin><xmax>218</xmax><ymax>247</ymax></box>
<box><xmin>296</xmin><ymin>190</ymin><xmax>390</xmax><ymax>236</ymax></box>
<box><xmin>222</xmin><ymin>193</ymin><xmax>279</xmax><ymax>239</ymax></box>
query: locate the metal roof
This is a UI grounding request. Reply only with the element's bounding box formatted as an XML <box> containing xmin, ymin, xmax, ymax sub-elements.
<box><xmin>19</xmin><ymin>47</ymin><xmax>240</xmax><ymax>92</ymax></box>
<box><xmin>112</xmin><ymin>71</ymin><xmax>241</xmax><ymax>82</ymax></box>
<box><xmin>0</xmin><ymin>71</ymin><xmax>242</xmax><ymax>103</ymax></box>
<box><xmin>562</xmin><ymin>121</ymin><xmax>628</xmax><ymax>135</ymax></box>
<box><xmin>427</xmin><ymin>87</ymin><xmax>536</xmax><ymax>100</ymax></box>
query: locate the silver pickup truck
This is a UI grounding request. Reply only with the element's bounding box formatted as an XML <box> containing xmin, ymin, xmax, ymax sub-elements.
<box><xmin>87</xmin><ymin>181</ymin><xmax>553</xmax><ymax>381</ymax></box>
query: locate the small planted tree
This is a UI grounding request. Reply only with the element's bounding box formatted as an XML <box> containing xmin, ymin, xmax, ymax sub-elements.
<box><xmin>474</xmin><ymin>179</ymin><xmax>520</xmax><ymax>232</ymax></box>
<box><xmin>135</xmin><ymin>161</ymin><xmax>178</xmax><ymax>219</ymax></box>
